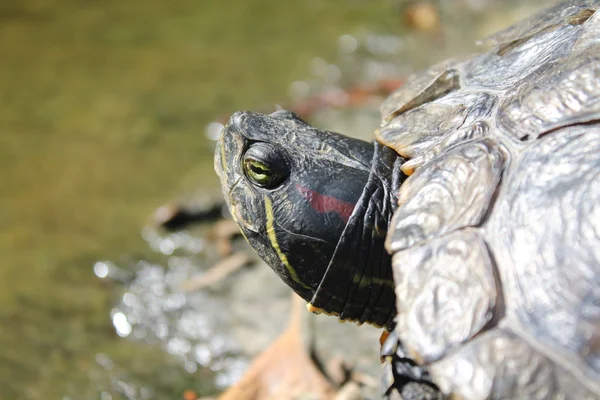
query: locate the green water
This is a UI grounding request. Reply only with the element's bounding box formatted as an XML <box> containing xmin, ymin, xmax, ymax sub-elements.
<box><xmin>0</xmin><ymin>1</ymin><xmax>403</xmax><ymax>398</ymax></box>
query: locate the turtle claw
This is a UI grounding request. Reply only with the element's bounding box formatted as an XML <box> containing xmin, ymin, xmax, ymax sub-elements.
<box><xmin>381</xmin><ymin>331</ymin><xmax>447</xmax><ymax>400</ymax></box>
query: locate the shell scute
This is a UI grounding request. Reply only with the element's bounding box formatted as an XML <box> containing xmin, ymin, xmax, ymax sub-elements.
<box><xmin>386</xmin><ymin>138</ymin><xmax>504</xmax><ymax>253</ymax></box>
<box><xmin>382</xmin><ymin>1</ymin><xmax>600</xmax><ymax>397</ymax></box>
<box><xmin>430</xmin><ymin>326</ymin><xmax>600</xmax><ymax>399</ymax></box>
<box><xmin>392</xmin><ymin>228</ymin><xmax>498</xmax><ymax>364</ymax></box>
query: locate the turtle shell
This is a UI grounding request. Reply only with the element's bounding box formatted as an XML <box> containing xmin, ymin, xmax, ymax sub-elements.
<box><xmin>377</xmin><ymin>0</ymin><xmax>600</xmax><ymax>398</ymax></box>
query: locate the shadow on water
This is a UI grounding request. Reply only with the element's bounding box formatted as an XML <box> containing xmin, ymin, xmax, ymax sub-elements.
<box><xmin>0</xmin><ymin>0</ymin><xmax>554</xmax><ymax>398</ymax></box>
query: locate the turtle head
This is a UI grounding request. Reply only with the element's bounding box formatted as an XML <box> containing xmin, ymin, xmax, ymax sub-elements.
<box><xmin>215</xmin><ymin>110</ymin><xmax>374</xmax><ymax>302</ymax></box>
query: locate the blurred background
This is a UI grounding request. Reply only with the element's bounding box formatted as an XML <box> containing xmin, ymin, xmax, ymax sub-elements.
<box><xmin>0</xmin><ymin>0</ymin><xmax>554</xmax><ymax>399</ymax></box>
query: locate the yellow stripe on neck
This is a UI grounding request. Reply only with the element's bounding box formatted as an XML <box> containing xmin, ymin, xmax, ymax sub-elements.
<box><xmin>353</xmin><ymin>274</ymin><xmax>395</xmax><ymax>289</ymax></box>
<box><xmin>306</xmin><ymin>302</ymin><xmax>385</xmax><ymax>328</ymax></box>
<box><xmin>264</xmin><ymin>196</ymin><xmax>311</xmax><ymax>290</ymax></box>
<box><xmin>219</xmin><ymin>138</ymin><xmax>228</xmax><ymax>173</ymax></box>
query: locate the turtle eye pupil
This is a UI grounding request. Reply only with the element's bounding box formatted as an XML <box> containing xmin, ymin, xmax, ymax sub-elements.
<box><xmin>245</xmin><ymin>159</ymin><xmax>272</xmax><ymax>185</ymax></box>
<box><xmin>242</xmin><ymin>143</ymin><xmax>289</xmax><ymax>189</ymax></box>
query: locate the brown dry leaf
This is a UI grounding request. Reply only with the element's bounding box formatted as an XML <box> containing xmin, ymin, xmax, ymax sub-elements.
<box><xmin>332</xmin><ymin>382</ymin><xmax>362</xmax><ymax>400</ymax></box>
<box><xmin>182</xmin><ymin>252</ymin><xmax>251</xmax><ymax>292</ymax></box>
<box><xmin>404</xmin><ymin>1</ymin><xmax>440</xmax><ymax>32</ymax></box>
<box><xmin>219</xmin><ymin>294</ymin><xmax>336</xmax><ymax>400</ymax></box>
<box><xmin>183</xmin><ymin>389</ymin><xmax>198</xmax><ymax>400</ymax></box>
<box><xmin>208</xmin><ymin>219</ymin><xmax>244</xmax><ymax>256</ymax></box>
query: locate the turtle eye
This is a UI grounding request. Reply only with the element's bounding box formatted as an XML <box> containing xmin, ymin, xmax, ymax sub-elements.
<box><xmin>242</xmin><ymin>143</ymin><xmax>289</xmax><ymax>189</ymax></box>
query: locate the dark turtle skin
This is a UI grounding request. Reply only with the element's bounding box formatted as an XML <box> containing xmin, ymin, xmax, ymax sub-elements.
<box><xmin>215</xmin><ymin>110</ymin><xmax>401</xmax><ymax>327</ymax></box>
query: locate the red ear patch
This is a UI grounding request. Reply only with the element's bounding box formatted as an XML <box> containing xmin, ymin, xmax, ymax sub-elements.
<box><xmin>296</xmin><ymin>184</ymin><xmax>355</xmax><ymax>223</ymax></box>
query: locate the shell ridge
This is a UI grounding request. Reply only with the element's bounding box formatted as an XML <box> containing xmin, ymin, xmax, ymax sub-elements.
<box><xmin>500</xmin><ymin>319</ymin><xmax>600</xmax><ymax>395</ymax></box>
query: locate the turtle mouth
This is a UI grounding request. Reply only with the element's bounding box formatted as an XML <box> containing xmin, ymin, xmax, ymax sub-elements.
<box><xmin>225</xmin><ymin>181</ymin><xmax>250</xmax><ymax>227</ymax></box>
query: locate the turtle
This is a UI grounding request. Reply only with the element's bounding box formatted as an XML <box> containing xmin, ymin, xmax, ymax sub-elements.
<box><xmin>214</xmin><ymin>0</ymin><xmax>600</xmax><ymax>398</ymax></box>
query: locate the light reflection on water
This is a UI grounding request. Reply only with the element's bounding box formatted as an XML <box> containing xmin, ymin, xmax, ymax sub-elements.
<box><xmin>95</xmin><ymin>227</ymin><xmax>250</xmax><ymax>397</ymax></box>
<box><xmin>143</xmin><ymin>228</ymin><xmax>207</xmax><ymax>256</ymax></box>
